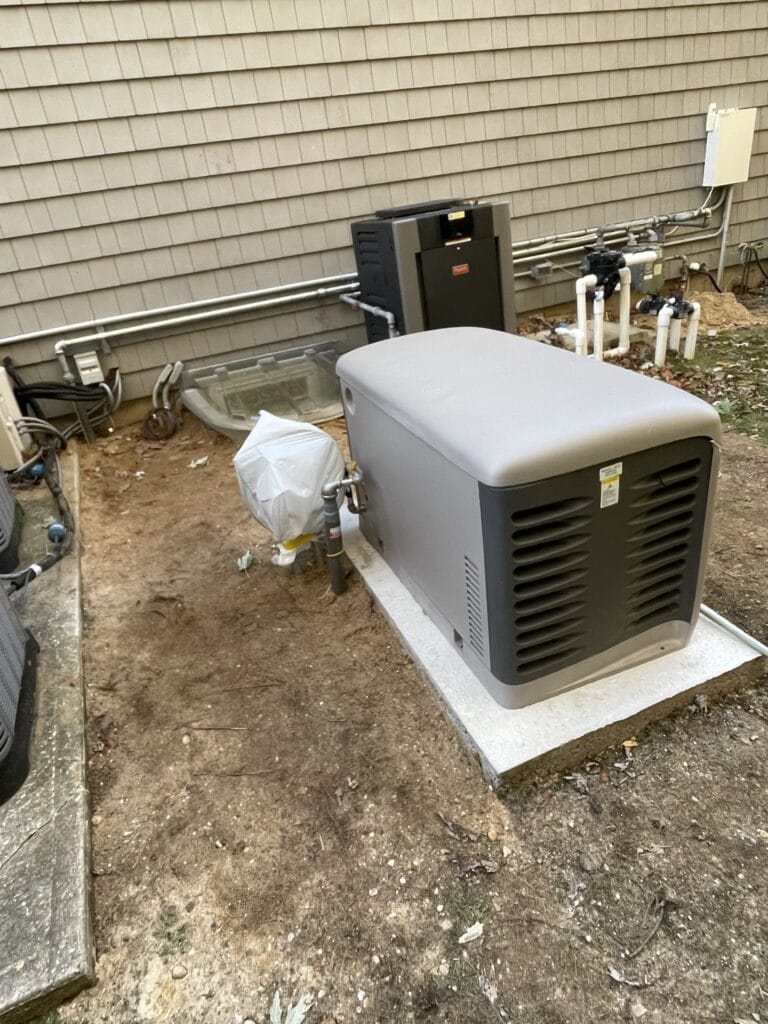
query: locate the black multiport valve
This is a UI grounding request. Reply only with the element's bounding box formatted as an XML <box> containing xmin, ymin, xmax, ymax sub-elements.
<box><xmin>666</xmin><ymin>293</ymin><xmax>695</xmax><ymax>319</ymax></box>
<box><xmin>579</xmin><ymin>247</ymin><xmax>626</xmax><ymax>300</ymax></box>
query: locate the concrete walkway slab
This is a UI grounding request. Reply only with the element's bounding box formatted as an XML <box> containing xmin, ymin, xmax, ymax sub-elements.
<box><xmin>0</xmin><ymin>451</ymin><xmax>93</xmax><ymax>1022</ymax></box>
<box><xmin>341</xmin><ymin>508</ymin><xmax>768</xmax><ymax>786</ymax></box>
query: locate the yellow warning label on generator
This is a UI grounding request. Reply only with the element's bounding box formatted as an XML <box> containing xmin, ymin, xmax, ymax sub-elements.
<box><xmin>599</xmin><ymin>461</ymin><xmax>622</xmax><ymax>508</ymax></box>
<box><xmin>447</xmin><ymin>210</ymin><xmax>466</xmax><ymax>221</ymax></box>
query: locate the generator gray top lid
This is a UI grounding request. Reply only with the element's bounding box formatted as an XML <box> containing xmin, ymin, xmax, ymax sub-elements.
<box><xmin>336</xmin><ymin>327</ymin><xmax>722</xmax><ymax>486</ymax></box>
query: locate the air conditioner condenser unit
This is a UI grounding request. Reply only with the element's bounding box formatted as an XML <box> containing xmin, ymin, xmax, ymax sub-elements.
<box><xmin>337</xmin><ymin>328</ymin><xmax>722</xmax><ymax>709</ymax></box>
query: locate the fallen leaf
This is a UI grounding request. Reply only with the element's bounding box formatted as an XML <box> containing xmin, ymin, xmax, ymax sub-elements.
<box><xmin>458</xmin><ymin>921</ymin><xmax>483</xmax><ymax>944</ymax></box>
<box><xmin>607</xmin><ymin>965</ymin><xmax>643</xmax><ymax>987</ymax></box>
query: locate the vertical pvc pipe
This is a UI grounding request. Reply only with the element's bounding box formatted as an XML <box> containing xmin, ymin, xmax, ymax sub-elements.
<box><xmin>682</xmin><ymin>302</ymin><xmax>701</xmax><ymax>360</ymax></box>
<box><xmin>575</xmin><ymin>274</ymin><xmax>597</xmax><ymax>352</ymax></box>
<box><xmin>668</xmin><ymin>317</ymin><xmax>682</xmax><ymax>353</ymax></box>
<box><xmin>617</xmin><ymin>267</ymin><xmax>632</xmax><ymax>356</ymax></box>
<box><xmin>654</xmin><ymin>303</ymin><xmax>674</xmax><ymax>366</ymax></box>
<box><xmin>592</xmin><ymin>287</ymin><xmax>605</xmax><ymax>361</ymax></box>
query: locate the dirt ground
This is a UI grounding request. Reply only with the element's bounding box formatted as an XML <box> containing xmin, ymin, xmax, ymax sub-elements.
<box><xmin>44</xmin><ymin>326</ymin><xmax>768</xmax><ymax>1024</ymax></box>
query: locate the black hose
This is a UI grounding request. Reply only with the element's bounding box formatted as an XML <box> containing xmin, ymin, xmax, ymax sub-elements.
<box><xmin>690</xmin><ymin>268</ymin><xmax>722</xmax><ymax>293</ymax></box>
<box><xmin>754</xmin><ymin>250</ymin><xmax>768</xmax><ymax>282</ymax></box>
<box><xmin>14</xmin><ymin>381</ymin><xmax>109</xmax><ymax>403</ymax></box>
<box><xmin>2</xmin><ymin>357</ymin><xmax>46</xmax><ymax>419</ymax></box>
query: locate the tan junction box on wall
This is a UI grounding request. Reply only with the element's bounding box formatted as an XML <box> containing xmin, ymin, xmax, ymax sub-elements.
<box><xmin>703</xmin><ymin>106</ymin><xmax>758</xmax><ymax>187</ymax></box>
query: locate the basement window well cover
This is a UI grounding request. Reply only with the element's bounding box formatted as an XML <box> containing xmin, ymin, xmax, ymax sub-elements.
<box><xmin>181</xmin><ymin>343</ymin><xmax>343</xmax><ymax>442</ymax></box>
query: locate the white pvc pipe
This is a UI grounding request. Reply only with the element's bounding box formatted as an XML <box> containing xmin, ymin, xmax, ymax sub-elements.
<box><xmin>654</xmin><ymin>302</ymin><xmax>674</xmax><ymax>366</ymax></box>
<box><xmin>668</xmin><ymin>317</ymin><xmax>682</xmax><ymax>353</ymax></box>
<box><xmin>601</xmin><ymin>267</ymin><xmax>632</xmax><ymax>360</ymax></box>
<box><xmin>575</xmin><ymin>274</ymin><xmax>597</xmax><ymax>350</ymax></box>
<box><xmin>621</xmin><ymin>248</ymin><xmax>658</xmax><ymax>268</ymax></box>
<box><xmin>592</xmin><ymin>286</ymin><xmax>605</xmax><ymax>361</ymax></box>
<box><xmin>571</xmin><ymin>327</ymin><xmax>587</xmax><ymax>357</ymax></box>
<box><xmin>682</xmin><ymin>302</ymin><xmax>701</xmax><ymax>360</ymax></box>
<box><xmin>554</xmin><ymin>326</ymin><xmax>587</xmax><ymax>356</ymax></box>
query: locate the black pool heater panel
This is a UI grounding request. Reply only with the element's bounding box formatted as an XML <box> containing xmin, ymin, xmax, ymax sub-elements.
<box><xmin>350</xmin><ymin>199</ymin><xmax>517</xmax><ymax>342</ymax></box>
<box><xmin>337</xmin><ymin>328</ymin><xmax>722</xmax><ymax>709</ymax></box>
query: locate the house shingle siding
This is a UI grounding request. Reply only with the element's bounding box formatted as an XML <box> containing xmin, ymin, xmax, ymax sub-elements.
<box><xmin>0</xmin><ymin>0</ymin><xmax>765</xmax><ymax>397</ymax></box>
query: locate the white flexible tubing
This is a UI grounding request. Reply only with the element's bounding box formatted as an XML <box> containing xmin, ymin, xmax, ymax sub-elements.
<box><xmin>654</xmin><ymin>303</ymin><xmax>674</xmax><ymax>366</ymax></box>
<box><xmin>682</xmin><ymin>302</ymin><xmax>701</xmax><ymax>360</ymax></box>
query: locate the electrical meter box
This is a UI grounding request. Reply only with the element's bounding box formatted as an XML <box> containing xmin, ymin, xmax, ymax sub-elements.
<box><xmin>338</xmin><ymin>328</ymin><xmax>722</xmax><ymax>709</ymax></box>
<box><xmin>350</xmin><ymin>199</ymin><xmax>517</xmax><ymax>342</ymax></box>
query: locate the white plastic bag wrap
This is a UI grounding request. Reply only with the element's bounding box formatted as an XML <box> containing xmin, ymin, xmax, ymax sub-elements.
<box><xmin>234</xmin><ymin>411</ymin><xmax>344</xmax><ymax>543</ymax></box>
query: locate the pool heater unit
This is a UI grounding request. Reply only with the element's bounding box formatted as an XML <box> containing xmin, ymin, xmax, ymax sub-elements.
<box><xmin>337</xmin><ymin>328</ymin><xmax>721</xmax><ymax>709</ymax></box>
<box><xmin>350</xmin><ymin>199</ymin><xmax>517</xmax><ymax>342</ymax></box>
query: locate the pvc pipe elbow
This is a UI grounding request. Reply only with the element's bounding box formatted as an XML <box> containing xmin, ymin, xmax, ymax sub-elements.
<box><xmin>575</xmin><ymin>274</ymin><xmax>598</xmax><ymax>295</ymax></box>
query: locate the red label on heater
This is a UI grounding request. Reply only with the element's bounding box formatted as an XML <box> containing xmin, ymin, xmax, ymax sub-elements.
<box><xmin>452</xmin><ymin>263</ymin><xmax>470</xmax><ymax>276</ymax></box>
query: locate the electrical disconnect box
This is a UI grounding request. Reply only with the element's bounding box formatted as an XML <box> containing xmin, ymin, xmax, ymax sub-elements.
<box><xmin>350</xmin><ymin>199</ymin><xmax>517</xmax><ymax>342</ymax></box>
<box><xmin>703</xmin><ymin>106</ymin><xmax>758</xmax><ymax>187</ymax></box>
<box><xmin>0</xmin><ymin>367</ymin><xmax>25</xmax><ymax>471</ymax></box>
<box><xmin>338</xmin><ymin>328</ymin><xmax>722</xmax><ymax>709</ymax></box>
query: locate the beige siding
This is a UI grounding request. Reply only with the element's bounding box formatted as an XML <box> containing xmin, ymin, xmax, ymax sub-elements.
<box><xmin>0</xmin><ymin>0</ymin><xmax>766</xmax><ymax>397</ymax></box>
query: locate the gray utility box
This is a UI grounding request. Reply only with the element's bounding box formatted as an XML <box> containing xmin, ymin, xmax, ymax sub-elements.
<box><xmin>337</xmin><ymin>328</ymin><xmax>722</xmax><ymax>709</ymax></box>
<box><xmin>350</xmin><ymin>199</ymin><xmax>516</xmax><ymax>342</ymax></box>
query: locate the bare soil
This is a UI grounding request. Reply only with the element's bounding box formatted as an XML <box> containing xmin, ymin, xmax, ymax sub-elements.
<box><xmin>49</xmin><ymin>359</ymin><xmax>768</xmax><ymax>1024</ymax></box>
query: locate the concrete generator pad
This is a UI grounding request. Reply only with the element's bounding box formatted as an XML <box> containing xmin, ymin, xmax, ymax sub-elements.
<box><xmin>0</xmin><ymin>451</ymin><xmax>93</xmax><ymax>1022</ymax></box>
<box><xmin>341</xmin><ymin>508</ymin><xmax>768</xmax><ymax>786</ymax></box>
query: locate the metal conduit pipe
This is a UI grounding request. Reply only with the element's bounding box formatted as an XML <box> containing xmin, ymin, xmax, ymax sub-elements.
<box><xmin>512</xmin><ymin>195</ymin><xmax>732</xmax><ymax>285</ymax></box>
<box><xmin>509</xmin><ymin>189</ymin><xmax>725</xmax><ymax>257</ymax></box>
<box><xmin>52</xmin><ymin>282</ymin><xmax>356</xmax><ymax>379</ymax></box>
<box><xmin>0</xmin><ymin>272</ymin><xmax>359</xmax><ymax>349</ymax></box>
<box><xmin>339</xmin><ymin>293</ymin><xmax>399</xmax><ymax>338</ymax></box>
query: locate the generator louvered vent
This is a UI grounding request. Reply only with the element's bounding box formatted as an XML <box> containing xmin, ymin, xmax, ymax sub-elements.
<box><xmin>0</xmin><ymin>473</ymin><xmax>18</xmax><ymax>573</ymax></box>
<box><xmin>464</xmin><ymin>555</ymin><xmax>485</xmax><ymax>656</ymax></box>
<box><xmin>625</xmin><ymin>457</ymin><xmax>703</xmax><ymax>630</ymax></box>
<box><xmin>0</xmin><ymin>586</ymin><xmax>27</xmax><ymax>766</ymax></box>
<box><xmin>510</xmin><ymin>497</ymin><xmax>593</xmax><ymax>678</ymax></box>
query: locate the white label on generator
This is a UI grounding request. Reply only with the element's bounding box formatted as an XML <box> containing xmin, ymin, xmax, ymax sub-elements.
<box><xmin>599</xmin><ymin>461</ymin><xmax>622</xmax><ymax>508</ymax></box>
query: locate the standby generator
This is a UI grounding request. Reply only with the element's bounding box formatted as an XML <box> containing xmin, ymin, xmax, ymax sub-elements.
<box><xmin>350</xmin><ymin>199</ymin><xmax>517</xmax><ymax>342</ymax></box>
<box><xmin>337</xmin><ymin>328</ymin><xmax>721</xmax><ymax>709</ymax></box>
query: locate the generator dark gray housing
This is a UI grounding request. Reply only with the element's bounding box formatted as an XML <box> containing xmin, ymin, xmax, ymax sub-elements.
<box><xmin>0</xmin><ymin>584</ymin><xmax>33</xmax><ymax>769</ymax></box>
<box><xmin>350</xmin><ymin>199</ymin><xmax>516</xmax><ymax>342</ymax></box>
<box><xmin>0</xmin><ymin>472</ymin><xmax>20</xmax><ymax>574</ymax></box>
<box><xmin>337</xmin><ymin>328</ymin><xmax>722</xmax><ymax>709</ymax></box>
